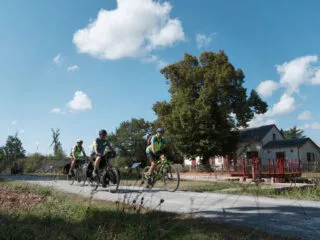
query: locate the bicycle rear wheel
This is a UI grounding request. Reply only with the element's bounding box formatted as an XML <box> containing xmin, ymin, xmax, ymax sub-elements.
<box><xmin>106</xmin><ymin>168</ymin><xmax>120</xmax><ymax>193</ymax></box>
<box><xmin>163</xmin><ymin>164</ymin><xmax>180</xmax><ymax>192</ymax></box>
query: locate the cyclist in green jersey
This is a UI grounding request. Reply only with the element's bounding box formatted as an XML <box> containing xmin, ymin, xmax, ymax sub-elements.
<box><xmin>145</xmin><ymin>128</ymin><xmax>168</xmax><ymax>182</ymax></box>
<box><xmin>69</xmin><ymin>139</ymin><xmax>86</xmax><ymax>176</ymax></box>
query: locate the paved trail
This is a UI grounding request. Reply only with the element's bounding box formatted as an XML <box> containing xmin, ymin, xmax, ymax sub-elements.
<box><xmin>2</xmin><ymin>175</ymin><xmax>320</xmax><ymax>240</ymax></box>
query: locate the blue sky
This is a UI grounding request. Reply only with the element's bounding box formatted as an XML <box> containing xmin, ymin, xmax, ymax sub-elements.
<box><xmin>1</xmin><ymin>0</ymin><xmax>320</xmax><ymax>155</ymax></box>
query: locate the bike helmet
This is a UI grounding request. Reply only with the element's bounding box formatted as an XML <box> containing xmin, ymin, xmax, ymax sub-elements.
<box><xmin>99</xmin><ymin>129</ymin><xmax>107</xmax><ymax>136</ymax></box>
<box><xmin>77</xmin><ymin>139</ymin><xmax>83</xmax><ymax>143</ymax></box>
<box><xmin>156</xmin><ymin>128</ymin><xmax>165</xmax><ymax>133</ymax></box>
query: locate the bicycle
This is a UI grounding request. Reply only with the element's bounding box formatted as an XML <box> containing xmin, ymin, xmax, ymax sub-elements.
<box><xmin>89</xmin><ymin>150</ymin><xmax>120</xmax><ymax>193</ymax></box>
<box><xmin>142</xmin><ymin>155</ymin><xmax>180</xmax><ymax>192</ymax></box>
<box><xmin>67</xmin><ymin>157</ymin><xmax>88</xmax><ymax>186</ymax></box>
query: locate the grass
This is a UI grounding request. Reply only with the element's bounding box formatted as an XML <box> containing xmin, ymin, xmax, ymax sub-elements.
<box><xmin>0</xmin><ymin>179</ymin><xmax>294</xmax><ymax>240</ymax></box>
<box><xmin>178</xmin><ymin>180</ymin><xmax>320</xmax><ymax>200</ymax></box>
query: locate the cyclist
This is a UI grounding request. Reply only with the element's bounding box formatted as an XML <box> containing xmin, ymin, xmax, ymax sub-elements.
<box><xmin>69</xmin><ymin>139</ymin><xmax>86</xmax><ymax>176</ymax></box>
<box><xmin>91</xmin><ymin>129</ymin><xmax>115</xmax><ymax>177</ymax></box>
<box><xmin>145</xmin><ymin>128</ymin><xmax>168</xmax><ymax>183</ymax></box>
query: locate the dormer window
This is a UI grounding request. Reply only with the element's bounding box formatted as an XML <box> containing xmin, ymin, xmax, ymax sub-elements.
<box><xmin>273</xmin><ymin>133</ymin><xmax>276</xmax><ymax>141</ymax></box>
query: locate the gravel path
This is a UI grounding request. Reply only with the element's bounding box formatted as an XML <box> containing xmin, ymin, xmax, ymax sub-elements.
<box><xmin>2</xmin><ymin>174</ymin><xmax>320</xmax><ymax>240</ymax></box>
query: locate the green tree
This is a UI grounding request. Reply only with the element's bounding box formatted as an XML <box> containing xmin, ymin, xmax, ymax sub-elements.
<box><xmin>50</xmin><ymin>128</ymin><xmax>65</xmax><ymax>159</ymax></box>
<box><xmin>153</xmin><ymin>51</ymin><xmax>268</xmax><ymax>164</ymax></box>
<box><xmin>282</xmin><ymin>126</ymin><xmax>306</xmax><ymax>140</ymax></box>
<box><xmin>109</xmin><ymin>118</ymin><xmax>153</xmax><ymax>167</ymax></box>
<box><xmin>3</xmin><ymin>133</ymin><xmax>26</xmax><ymax>161</ymax></box>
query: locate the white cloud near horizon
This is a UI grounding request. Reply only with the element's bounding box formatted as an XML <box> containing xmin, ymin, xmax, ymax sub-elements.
<box><xmin>73</xmin><ymin>0</ymin><xmax>185</xmax><ymax>60</ymax></box>
<box><xmin>256</xmin><ymin>80</ymin><xmax>279</xmax><ymax>98</ymax></box>
<box><xmin>196</xmin><ymin>33</ymin><xmax>215</xmax><ymax>50</ymax></box>
<box><xmin>297</xmin><ymin>110</ymin><xmax>312</xmax><ymax>121</ymax></box>
<box><xmin>269</xmin><ymin>93</ymin><xmax>296</xmax><ymax>116</ymax></box>
<box><xmin>304</xmin><ymin>122</ymin><xmax>320</xmax><ymax>130</ymax></box>
<box><xmin>247</xmin><ymin>113</ymin><xmax>276</xmax><ymax>128</ymax></box>
<box><xmin>67</xmin><ymin>65</ymin><xmax>79</xmax><ymax>72</ymax></box>
<box><xmin>53</xmin><ymin>53</ymin><xmax>62</xmax><ymax>64</ymax></box>
<box><xmin>67</xmin><ymin>91</ymin><xmax>92</xmax><ymax>112</ymax></box>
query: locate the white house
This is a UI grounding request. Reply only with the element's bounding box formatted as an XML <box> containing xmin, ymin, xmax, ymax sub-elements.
<box><xmin>236</xmin><ymin>124</ymin><xmax>285</xmax><ymax>164</ymax></box>
<box><xmin>209</xmin><ymin>124</ymin><xmax>320</xmax><ymax>169</ymax></box>
<box><xmin>236</xmin><ymin>124</ymin><xmax>320</xmax><ymax>165</ymax></box>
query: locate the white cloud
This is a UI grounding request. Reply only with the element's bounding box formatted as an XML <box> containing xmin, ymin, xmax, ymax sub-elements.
<box><xmin>276</xmin><ymin>55</ymin><xmax>318</xmax><ymax>94</ymax></box>
<box><xmin>247</xmin><ymin>113</ymin><xmax>276</xmax><ymax>128</ymax></box>
<box><xmin>304</xmin><ymin>122</ymin><xmax>320</xmax><ymax>130</ymax></box>
<box><xmin>12</xmin><ymin>120</ymin><xmax>17</xmax><ymax>125</ymax></box>
<box><xmin>311</xmin><ymin>69</ymin><xmax>320</xmax><ymax>84</ymax></box>
<box><xmin>67</xmin><ymin>91</ymin><xmax>92</xmax><ymax>112</ymax></box>
<box><xmin>19</xmin><ymin>129</ymin><xmax>25</xmax><ymax>134</ymax></box>
<box><xmin>73</xmin><ymin>0</ymin><xmax>185</xmax><ymax>60</ymax></box>
<box><xmin>297</xmin><ymin>110</ymin><xmax>312</xmax><ymax>121</ymax></box>
<box><xmin>270</xmin><ymin>93</ymin><xmax>296</xmax><ymax>116</ymax></box>
<box><xmin>67</xmin><ymin>65</ymin><xmax>79</xmax><ymax>72</ymax></box>
<box><xmin>53</xmin><ymin>53</ymin><xmax>62</xmax><ymax>64</ymax></box>
<box><xmin>156</xmin><ymin>59</ymin><xmax>167</xmax><ymax>69</ymax></box>
<box><xmin>141</xmin><ymin>55</ymin><xmax>158</xmax><ymax>63</ymax></box>
<box><xmin>256</xmin><ymin>80</ymin><xmax>279</xmax><ymax>98</ymax></box>
<box><xmin>50</xmin><ymin>108</ymin><xmax>63</xmax><ymax>114</ymax></box>
<box><xmin>141</xmin><ymin>55</ymin><xmax>167</xmax><ymax>69</ymax></box>
<box><xmin>196</xmin><ymin>33</ymin><xmax>215</xmax><ymax>50</ymax></box>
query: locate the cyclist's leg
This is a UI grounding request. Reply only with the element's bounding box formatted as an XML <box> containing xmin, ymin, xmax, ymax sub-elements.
<box><xmin>68</xmin><ymin>158</ymin><xmax>76</xmax><ymax>176</ymax></box>
<box><xmin>93</xmin><ymin>155</ymin><xmax>101</xmax><ymax>177</ymax></box>
<box><xmin>147</xmin><ymin>153</ymin><xmax>157</xmax><ymax>180</ymax></box>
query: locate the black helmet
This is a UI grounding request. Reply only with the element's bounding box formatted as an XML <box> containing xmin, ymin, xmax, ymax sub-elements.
<box><xmin>156</xmin><ymin>128</ymin><xmax>165</xmax><ymax>133</ymax></box>
<box><xmin>99</xmin><ymin>129</ymin><xmax>107</xmax><ymax>136</ymax></box>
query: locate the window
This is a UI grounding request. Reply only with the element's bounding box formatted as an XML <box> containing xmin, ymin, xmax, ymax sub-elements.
<box><xmin>307</xmin><ymin>152</ymin><xmax>315</xmax><ymax>162</ymax></box>
<box><xmin>276</xmin><ymin>152</ymin><xmax>285</xmax><ymax>159</ymax></box>
<box><xmin>273</xmin><ymin>133</ymin><xmax>276</xmax><ymax>141</ymax></box>
<box><xmin>246</xmin><ymin>151</ymin><xmax>258</xmax><ymax>159</ymax></box>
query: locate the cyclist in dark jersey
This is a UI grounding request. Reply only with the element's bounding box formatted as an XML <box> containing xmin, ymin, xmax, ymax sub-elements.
<box><xmin>91</xmin><ymin>129</ymin><xmax>114</xmax><ymax>177</ymax></box>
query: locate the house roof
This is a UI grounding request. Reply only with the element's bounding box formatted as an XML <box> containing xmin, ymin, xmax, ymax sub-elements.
<box><xmin>264</xmin><ymin>138</ymin><xmax>310</xmax><ymax>149</ymax></box>
<box><xmin>239</xmin><ymin>124</ymin><xmax>276</xmax><ymax>143</ymax></box>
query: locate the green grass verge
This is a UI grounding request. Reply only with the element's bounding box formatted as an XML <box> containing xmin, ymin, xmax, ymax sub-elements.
<box><xmin>0</xmin><ymin>179</ymin><xmax>293</xmax><ymax>240</ymax></box>
<box><xmin>178</xmin><ymin>180</ymin><xmax>320</xmax><ymax>200</ymax></box>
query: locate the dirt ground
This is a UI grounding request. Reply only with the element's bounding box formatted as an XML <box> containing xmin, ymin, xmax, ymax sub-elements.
<box><xmin>0</xmin><ymin>189</ymin><xmax>43</xmax><ymax>211</ymax></box>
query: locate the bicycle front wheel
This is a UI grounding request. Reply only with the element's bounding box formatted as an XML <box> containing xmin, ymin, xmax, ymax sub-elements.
<box><xmin>163</xmin><ymin>164</ymin><xmax>180</xmax><ymax>192</ymax></box>
<box><xmin>67</xmin><ymin>173</ymin><xmax>75</xmax><ymax>185</ymax></box>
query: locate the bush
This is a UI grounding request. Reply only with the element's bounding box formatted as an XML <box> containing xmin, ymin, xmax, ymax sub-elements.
<box><xmin>198</xmin><ymin>164</ymin><xmax>213</xmax><ymax>172</ymax></box>
<box><xmin>180</xmin><ymin>166</ymin><xmax>190</xmax><ymax>173</ymax></box>
<box><xmin>111</xmin><ymin>156</ymin><xmax>130</xmax><ymax>169</ymax></box>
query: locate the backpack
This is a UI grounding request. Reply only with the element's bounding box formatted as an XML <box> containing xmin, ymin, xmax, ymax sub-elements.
<box><xmin>147</xmin><ymin>134</ymin><xmax>154</xmax><ymax>146</ymax></box>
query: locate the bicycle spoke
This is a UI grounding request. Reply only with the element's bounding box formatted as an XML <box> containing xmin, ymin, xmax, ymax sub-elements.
<box><xmin>163</xmin><ymin>164</ymin><xmax>180</xmax><ymax>192</ymax></box>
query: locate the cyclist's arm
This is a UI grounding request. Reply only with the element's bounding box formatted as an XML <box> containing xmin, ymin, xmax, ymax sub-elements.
<box><xmin>82</xmin><ymin>148</ymin><xmax>87</xmax><ymax>157</ymax></box>
<box><xmin>93</xmin><ymin>141</ymin><xmax>101</xmax><ymax>156</ymax></box>
<box><xmin>151</xmin><ymin>141</ymin><xmax>156</xmax><ymax>154</ymax></box>
<box><xmin>71</xmin><ymin>146</ymin><xmax>77</xmax><ymax>160</ymax></box>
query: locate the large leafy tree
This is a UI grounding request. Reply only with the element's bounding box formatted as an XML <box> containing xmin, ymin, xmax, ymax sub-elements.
<box><xmin>282</xmin><ymin>126</ymin><xmax>306</xmax><ymax>140</ymax></box>
<box><xmin>109</xmin><ymin>118</ymin><xmax>153</xmax><ymax>166</ymax></box>
<box><xmin>3</xmin><ymin>133</ymin><xmax>26</xmax><ymax>161</ymax></box>
<box><xmin>153</xmin><ymin>51</ymin><xmax>268</xmax><ymax>164</ymax></box>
